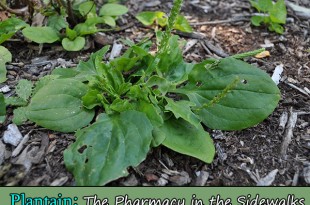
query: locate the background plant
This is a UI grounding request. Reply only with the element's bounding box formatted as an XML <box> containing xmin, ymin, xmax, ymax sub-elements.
<box><xmin>250</xmin><ymin>0</ymin><xmax>287</xmax><ymax>34</ymax></box>
<box><xmin>22</xmin><ymin>1</ymin><xmax>128</xmax><ymax>51</ymax></box>
<box><xmin>136</xmin><ymin>11</ymin><xmax>192</xmax><ymax>33</ymax></box>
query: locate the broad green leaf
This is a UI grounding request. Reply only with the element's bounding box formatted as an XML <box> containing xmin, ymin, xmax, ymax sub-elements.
<box><xmin>135</xmin><ymin>100</ymin><xmax>163</xmax><ymax>128</ymax></box>
<box><xmin>47</xmin><ymin>15</ymin><xmax>68</xmax><ymax>31</ymax></box>
<box><xmin>0</xmin><ymin>46</ymin><xmax>12</xmax><ymax>63</ymax></box>
<box><xmin>93</xmin><ymin>55</ymin><xmax>129</xmax><ymax>96</ymax></box>
<box><xmin>75</xmin><ymin>46</ymin><xmax>110</xmax><ymax>80</ymax></box>
<box><xmin>136</xmin><ymin>11</ymin><xmax>166</xmax><ymax>26</ymax></box>
<box><xmin>174</xmin><ymin>15</ymin><xmax>193</xmax><ymax>33</ymax></box>
<box><xmin>251</xmin><ymin>15</ymin><xmax>264</xmax><ymax>26</ymax></box>
<box><xmin>13</xmin><ymin>107</ymin><xmax>28</xmax><ymax>125</ymax></box>
<box><xmin>176</xmin><ymin>58</ymin><xmax>281</xmax><ymax>130</ymax></box>
<box><xmin>0</xmin><ymin>32</ymin><xmax>15</xmax><ymax>45</ymax></box>
<box><xmin>79</xmin><ymin>1</ymin><xmax>96</xmax><ymax>16</ymax></box>
<box><xmin>66</xmin><ymin>27</ymin><xmax>78</xmax><ymax>40</ymax></box>
<box><xmin>0</xmin><ymin>46</ymin><xmax>12</xmax><ymax>83</ymax></box>
<box><xmin>101</xmin><ymin>16</ymin><xmax>116</xmax><ymax>27</ymax></box>
<box><xmin>165</xmin><ymin>97</ymin><xmax>200</xmax><ymax>128</ymax></box>
<box><xmin>32</xmin><ymin>75</ymin><xmax>59</xmax><ymax>95</ymax></box>
<box><xmin>51</xmin><ymin>68</ymin><xmax>80</xmax><ymax>78</ymax></box>
<box><xmin>22</xmin><ymin>27</ymin><xmax>60</xmax><ymax>43</ymax></box>
<box><xmin>257</xmin><ymin>0</ymin><xmax>273</xmax><ymax>12</ymax></box>
<box><xmin>0</xmin><ymin>17</ymin><xmax>29</xmax><ymax>44</ymax></box>
<box><xmin>133</xmin><ymin>99</ymin><xmax>165</xmax><ymax>147</ymax></box>
<box><xmin>161</xmin><ymin>118</ymin><xmax>215</xmax><ymax>163</ymax></box>
<box><xmin>99</xmin><ymin>3</ymin><xmax>128</xmax><ymax>16</ymax></box>
<box><xmin>0</xmin><ymin>93</ymin><xmax>5</xmax><ymax>123</ymax></box>
<box><xmin>15</xmin><ymin>79</ymin><xmax>33</xmax><ymax>102</ymax></box>
<box><xmin>62</xmin><ymin>37</ymin><xmax>85</xmax><ymax>51</ymax></box>
<box><xmin>110</xmin><ymin>98</ymin><xmax>134</xmax><ymax>112</ymax></box>
<box><xmin>110</xmin><ymin>56</ymin><xmax>139</xmax><ymax>71</ymax></box>
<box><xmin>26</xmin><ymin>78</ymin><xmax>95</xmax><ymax>132</ymax></box>
<box><xmin>0</xmin><ymin>17</ymin><xmax>28</xmax><ymax>35</ymax></box>
<box><xmin>158</xmin><ymin>35</ymin><xmax>183</xmax><ymax>74</ymax></box>
<box><xmin>82</xmin><ymin>89</ymin><xmax>102</xmax><ymax>109</ymax></box>
<box><xmin>157</xmin><ymin>35</ymin><xmax>194</xmax><ymax>84</ymax></box>
<box><xmin>249</xmin><ymin>0</ymin><xmax>261</xmax><ymax>11</ymax></box>
<box><xmin>146</xmin><ymin>75</ymin><xmax>173</xmax><ymax>95</ymax></box>
<box><xmin>268</xmin><ymin>23</ymin><xmax>284</xmax><ymax>34</ymax></box>
<box><xmin>74</xmin><ymin>22</ymin><xmax>97</xmax><ymax>36</ymax></box>
<box><xmin>64</xmin><ymin>110</ymin><xmax>153</xmax><ymax>185</ymax></box>
<box><xmin>5</xmin><ymin>97</ymin><xmax>27</xmax><ymax>106</ymax></box>
<box><xmin>270</xmin><ymin>0</ymin><xmax>287</xmax><ymax>24</ymax></box>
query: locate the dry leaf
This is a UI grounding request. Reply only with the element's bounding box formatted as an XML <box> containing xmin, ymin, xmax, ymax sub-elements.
<box><xmin>255</xmin><ymin>51</ymin><xmax>270</xmax><ymax>59</ymax></box>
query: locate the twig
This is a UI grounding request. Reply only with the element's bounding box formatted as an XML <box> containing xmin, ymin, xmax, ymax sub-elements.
<box><xmin>173</xmin><ymin>31</ymin><xmax>206</xmax><ymax>40</ymax></box>
<box><xmin>183</xmin><ymin>39</ymin><xmax>198</xmax><ymax>54</ymax></box>
<box><xmin>0</xmin><ymin>1</ymin><xmax>26</xmax><ymax>16</ymax></box>
<box><xmin>204</xmin><ymin>40</ymin><xmax>229</xmax><ymax>57</ymax></box>
<box><xmin>190</xmin><ymin>17</ymin><xmax>249</xmax><ymax>26</ymax></box>
<box><xmin>285</xmin><ymin>82</ymin><xmax>310</xmax><ymax>98</ymax></box>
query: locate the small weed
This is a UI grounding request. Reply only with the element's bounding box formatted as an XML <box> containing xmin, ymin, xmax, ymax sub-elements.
<box><xmin>250</xmin><ymin>0</ymin><xmax>287</xmax><ymax>34</ymax></box>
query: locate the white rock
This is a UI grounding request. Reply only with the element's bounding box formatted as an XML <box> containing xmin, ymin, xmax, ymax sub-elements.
<box><xmin>0</xmin><ymin>85</ymin><xmax>11</xmax><ymax>93</ymax></box>
<box><xmin>271</xmin><ymin>64</ymin><xmax>284</xmax><ymax>85</ymax></box>
<box><xmin>109</xmin><ymin>42</ymin><xmax>123</xmax><ymax>60</ymax></box>
<box><xmin>3</xmin><ymin>124</ymin><xmax>23</xmax><ymax>146</ymax></box>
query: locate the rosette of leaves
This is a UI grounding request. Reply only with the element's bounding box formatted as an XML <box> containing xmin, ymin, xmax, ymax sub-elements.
<box><xmin>250</xmin><ymin>0</ymin><xmax>287</xmax><ymax>34</ymax></box>
<box><xmin>8</xmin><ymin>0</ymin><xmax>280</xmax><ymax>185</ymax></box>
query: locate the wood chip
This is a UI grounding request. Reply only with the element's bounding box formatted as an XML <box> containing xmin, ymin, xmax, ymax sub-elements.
<box><xmin>169</xmin><ymin>171</ymin><xmax>191</xmax><ymax>186</ymax></box>
<box><xmin>195</xmin><ymin>171</ymin><xmax>209</xmax><ymax>186</ymax></box>
<box><xmin>303</xmin><ymin>163</ymin><xmax>310</xmax><ymax>184</ymax></box>
<box><xmin>0</xmin><ymin>140</ymin><xmax>6</xmax><ymax>165</ymax></box>
<box><xmin>13</xmin><ymin>133</ymin><xmax>49</xmax><ymax>171</ymax></box>
<box><xmin>279</xmin><ymin>111</ymin><xmax>288</xmax><ymax>133</ymax></box>
<box><xmin>204</xmin><ymin>40</ymin><xmax>229</xmax><ymax>57</ymax></box>
<box><xmin>121</xmin><ymin>174</ymin><xmax>139</xmax><ymax>186</ymax></box>
<box><xmin>144</xmin><ymin>1</ymin><xmax>161</xmax><ymax>7</ymax></box>
<box><xmin>145</xmin><ymin>173</ymin><xmax>159</xmax><ymax>182</ymax></box>
<box><xmin>50</xmin><ymin>176</ymin><xmax>69</xmax><ymax>186</ymax></box>
<box><xmin>286</xmin><ymin>1</ymin><xmax>310</xmax><ymax>19</ymax></box>
<box><xmin>292</xmin><ymin>169</ymin><xmax>299</xmax><ymax>186</ymax></box>
<box><xmin>280</xmin><ymin>108</ymin><xmax>298</xmax><ymax>158</ymax></box>
<box><xmin>12</xmin><ymin>131</ymin><xmax>31</xmax><ymax>157</ymax></box>
<box><xmin>256</xmin><ymin>169</ymin><xmax>278</xmax><ymax>186</ymax></box>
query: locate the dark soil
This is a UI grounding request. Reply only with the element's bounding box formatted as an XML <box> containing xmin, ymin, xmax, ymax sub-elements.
<box><xmin>0</xmin><ymin>0</ymin><xmax>309</xmax><ymax>186</ymax></box>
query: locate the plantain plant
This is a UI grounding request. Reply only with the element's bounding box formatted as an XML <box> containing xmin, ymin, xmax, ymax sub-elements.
<box><xmin>4</xmin><ymin>0</ymin><xmax>280</xmax><ymax>185</ymax></box>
